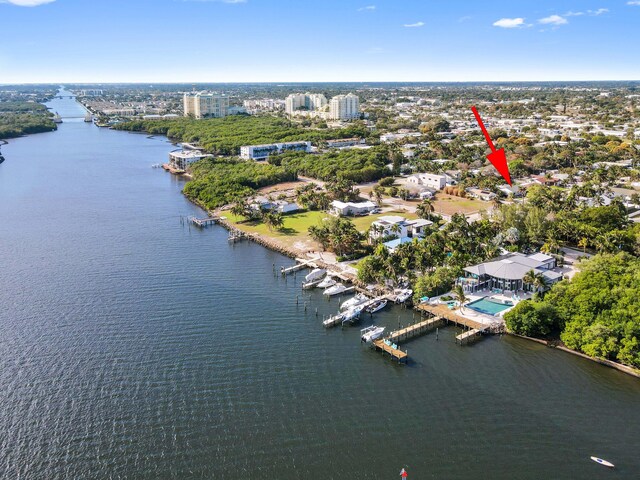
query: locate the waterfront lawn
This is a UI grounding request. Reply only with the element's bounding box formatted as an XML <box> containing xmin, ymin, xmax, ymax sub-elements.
<box><xmin>225</xmin><ymin>210</ymin><xmax>329</xmax><ymax>246</ymax></box>
<box><xmin>223</xmin><ymin>209</ymin><xmax>419</xmax><ymax>249</ymax></box>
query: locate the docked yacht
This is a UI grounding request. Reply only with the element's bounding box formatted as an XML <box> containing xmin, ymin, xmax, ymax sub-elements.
<box><xmin>340</xmin><ymin>293</ymin><xmax>368</xmax><ymax>311</ymax></box>
<box><xmin>341</xmin><ymin>305</ymin><xmax>364</xmax><ymax>326</ymax></box>
<box><xmin>317</xmin><ymin>276</ymin><xmax>336</xmax><ymax>289</ymax></box>
<box><xmin>360</xmin><ymin>325</ymin><xmax>386</xmax><ymax>343</ymax></box>
<box><xmin>323</xmin><ymin>283</ymin><xmax>347</xmax><ymax>296</ymax></box>
<box><xmin>395</xmin><ymin>288</ymin><xmax>413</xmax><ymax>304</ymax></box>
<box><xmin>305</xmin><ymin>268</ymin><xmax>326</xmax><ymax>283</ymax></box>
<box><xmin>365</xmin><ymin>299</ymin><xmax>388</xmax><ymax>314</ymax></box>
<box><xmin>84</xmin><ymin>113</ymin><xmax>93</xmax><ymax>122</ymax></box>
<box><xmin>53</xmin><ymin>112</ymin><xmax>63</xmax><ymax>124</ymax></box>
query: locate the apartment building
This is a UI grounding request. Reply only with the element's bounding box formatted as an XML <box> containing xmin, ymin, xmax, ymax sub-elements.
<box><xmin>183</xmin><ymin>92</ymin><xmax>229</xmax><ymax>119</ymax></box>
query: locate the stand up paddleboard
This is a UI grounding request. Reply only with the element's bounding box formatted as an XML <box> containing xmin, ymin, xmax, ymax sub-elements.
<box><xmin>590</xmin><ymin>456</ymin><xmax>614</xmax><ymax>468</ymax></box>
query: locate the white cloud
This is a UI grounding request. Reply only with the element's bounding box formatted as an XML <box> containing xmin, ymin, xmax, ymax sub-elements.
<box><xmin>358</xmin><ymin>5</ymin><xmax>376</xmax><ymax>11</ymax></box>
<box><xmin>627</xmin><ymin>1</ymin><xmax>640</xmax><ymax>5</ymax></box>
<box><xmin>458</xmin><ymin>15</ymin><xmax>472</xmax><ymax>23</ymax></box>
<box><xmin>565</xmin><ymin>8</ymin><xmax>608</xmax><ymax>16</ymax></box>
<box><xmin>493</xmin><ymin>18</ymin><xmax>525</xmax><ymax>28</ymax></box>
<box><xmin>538</xmin><ymin>14</ymin><xmax>568</xmax><ymax>25</ymax></box>
<box><xmin>0</xmin><ymin>0</ymin><xmax>55</xmax><ymax>6</ymax></box>
<box><xmin>403</xmin><ymin>21</ymin><xmax>424</xmax><ymax>28</ymax></box>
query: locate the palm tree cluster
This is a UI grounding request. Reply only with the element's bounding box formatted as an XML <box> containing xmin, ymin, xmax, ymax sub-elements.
<box><xmin>308</xmin><ymin>217</ymin><xmax>364</xmax><ymax>258</ymax></box>
<box><xmin>358</xmin><ymin>213</ymin><xmax>501</xmax><ymax>289</ymax></box>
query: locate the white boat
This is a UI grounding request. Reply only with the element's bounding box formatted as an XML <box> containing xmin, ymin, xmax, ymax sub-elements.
<box><xmin>340</xmin><ymin>293</ymin><xmax>368</xmax><ymax>311</ymax></box>
<box><xmin>590</xmin><ymin>457</ymin><xmax>614</xmax><ymax>468</ymax></box>
<box><xmin>365</xmin><ymin>299</ymin><xmax>388</xmax><ymax>314</ymax></box>
<box><xmin>84</xmin><ymin>113</ymin><xmax>93</xmax><ymax>122</ymax></box>
<box><xmin>395</xmin><ymin>288</ymin><xmax>413</xmax><ymax>303</ymax></box>
<box><xmin>317</xmin><ymin>276</ymin><xmax>336</xmax><ymax>289</ymax></box>
<box><xmin>341</xmin><ymin>305</ymin><xmax>364</xmax><ymax>325</ymax></box>
<box><xmin>305</xmin><ymin>268</ymin><xmax>326</xmax><ymax>283</ymax></box>
<box><xmin>53</xmin><ymin>112</ymin><xmax>63</xmax><ymax>124</ymax></box>
<box><xmin>323</xmin><ymin>283</ymin><xmax>347</xmax><ymax>296</ymax></box>
<box><xmin>302</xmin><ymin>279</ymin><xmax>322</xmax><ymax>289</ymax></box>
<box><xmin>360</xmin><ymin>325</ymin><xmax>386</xmax><ymax>343</ymax></box>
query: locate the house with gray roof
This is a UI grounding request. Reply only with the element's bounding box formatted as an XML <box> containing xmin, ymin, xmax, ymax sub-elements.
<box><xmin>458</xmin><ymin>252</ymin><xmax>561</xmax><ymax>294</ymax></box>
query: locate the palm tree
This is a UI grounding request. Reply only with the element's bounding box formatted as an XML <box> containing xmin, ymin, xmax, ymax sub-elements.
<box><xmin>416</xmin><ymin>198</ymin><xmax>434</xmax><ymax>220</ymax></box>
<box><xmin>453</xmin><ymin>284</ymin><xmax>467</xmax><ymax>312</ymax></box>
<box><xmin>522</xmin><ymin>269</ymin><xmax>537</xmax><ymax>292</ymax></box>
<box><xmin>577</xmin><ymin>237</ymin><xmax>588</xmax><ymax>253</ymax></box>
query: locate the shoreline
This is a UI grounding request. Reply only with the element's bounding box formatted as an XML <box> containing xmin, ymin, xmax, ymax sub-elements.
<box><xmin>183</xmin><ymin>180</ymin><xmax>640</xmax><ymax>380</ymax></box>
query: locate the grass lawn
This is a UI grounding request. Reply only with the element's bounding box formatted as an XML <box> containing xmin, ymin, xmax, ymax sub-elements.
<box><xmin>222</xmin><ymin>209</ymin><xmax>419</xmax><ymax>248</ymax></box>
<box><xmin>223</xmin><ymin>210</ymin><xmax>328</xmax><ymax>247</ymax></box>
<box><xmin>432</xmin><ymin>194</ymin><xmax>488</xmax><ymax>216</ymax></box>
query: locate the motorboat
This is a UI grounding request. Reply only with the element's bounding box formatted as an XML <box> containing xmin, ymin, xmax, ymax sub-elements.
<box><xmin>341</xmin><ymin>305</ymin><xmax>364</xmax><ymax>325</ymax></box>
<box><xmin>365</xmin><ymin>299</ymin><xmax>388</xmax><ymax>314</ymax></box>
<box><xmin>323</xmin><ymin>283</ymin><xmax>347</xmax><ymax>296</ymax></box>
<box><xmin>84</xmin><ymin>113</ymin><xmax>93</xmax><ymax>122</ymax></box>
<box><xmin>53</xmin><ymin>112</ymin><xmax>63</xmax><ymax>124</ymax></box>
<box><xmin>340</xmin><ymin>293</ymin><xmax>368</xmax><ymax>311</ymax></box>
<box><xmin>590</xmin><ymin>457</ymin><xmax>614</xmax><ymax>468</ymax></box>
<box><xmin>395</xmin><ymin>288</ymin><xmax>413</xmax><ymax>303</ymax></box>
<box><xmin>360</xmin><ymin>325</ymin><xmax>386</xmax><ymax>343</ymax></box>
<box><xmin>302</xmin><ymin>279</ymin><xmax>322</xmax><ymax>289</ymax></box>
<box><xmin>317</xmin><ymin>276</ymin><xmax>336</xmax><ymax>289</ymax></box>
<box><xmin>304</xmin><ymin>268</ymin><xmax>326</xmax><ymax>283</ymax></box>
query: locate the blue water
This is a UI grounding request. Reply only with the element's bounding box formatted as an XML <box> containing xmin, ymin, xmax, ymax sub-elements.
<box><xmin>0</xmin><ymin>92</ymin><xmax>639</xmax><ymax>479</ymax></box>
<box><xmin>467</xmin><ymin>298</ymin><xmax>513</xmax><ymax>316</ymax></box>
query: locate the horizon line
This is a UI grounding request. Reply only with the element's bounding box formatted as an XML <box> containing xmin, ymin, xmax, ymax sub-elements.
<box><xmin>3</xmin><ymin>79</ymin><xmax>640</xmax><ymax>86</ymax></box>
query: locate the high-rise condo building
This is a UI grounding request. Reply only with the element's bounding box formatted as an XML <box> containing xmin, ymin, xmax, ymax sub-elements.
<box><xmin>183</xmin><ymin>92</ymin><xmax>229</xmax><ymax>119</ymax></box>
<box><xmin>285</xmin><ymin>92</ymin><xmax>328</xmax><ymax>115</ymax></box>
<box><xmin>329</xmin><ymin>93</ymin><xmax>360</xmax><ymax>121</ymax></box>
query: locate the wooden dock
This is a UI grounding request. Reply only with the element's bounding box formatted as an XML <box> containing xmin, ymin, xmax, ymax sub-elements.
<box><xmin>281</xmin><ymin>258</ymin><xmax>320</xmax><ymax>276</ymax></box>
<box><xmin>455</xmin><ymin>328</ymin><xmax>485</xmax><ymax>345</ymax></box>
<box><xmin>415</xmin><ymin>303</ymin><xmax>503</xmax><ymax>345</ymax></box>
<box><xmin>372</xmin><ymin>339</ymin><xmax>408</xmax><ymax>363</ymax></box>
<box><xmin>387</xmin><ymin>316</ymin><xmax>443</xmax><ymax>343</ymax></box>
<box><xmin>190</xmin><ymin>216</ymin><xmax>218</xmax><ymax>227</ymax></box>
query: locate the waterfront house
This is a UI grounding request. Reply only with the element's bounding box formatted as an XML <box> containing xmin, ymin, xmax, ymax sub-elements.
<box><xmin>458</xmin><ymin>252</ymin><xmax>562</xmax><ymax>294</ymax></box>
<box><xmin>330</xmin><ymin>200</ymin><xmax>377</xmax><ymax>216</ymax></box>
<box><xmin>369</xmin><ymin>216</ymin><xmax>433</xmax><ymax>241</ymax></box>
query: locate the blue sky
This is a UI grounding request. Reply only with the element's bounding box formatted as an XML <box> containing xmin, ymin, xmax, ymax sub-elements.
<box><xmin>1</xmin><ymin>0</ymin><xmax>639</xmax><ymax>83</ymax></box>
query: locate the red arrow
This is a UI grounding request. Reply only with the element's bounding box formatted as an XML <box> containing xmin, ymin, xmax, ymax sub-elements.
<box><xmin>471</xmin><ymin>106</ymin><xmax>512</xmax><ymax>186</ymax></box>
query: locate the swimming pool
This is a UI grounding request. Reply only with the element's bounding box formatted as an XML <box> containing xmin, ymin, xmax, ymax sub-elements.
<box><xmin>466</xmin><ymin>298</ymin><xmax>513</xmax><ymax>316</ymax></box>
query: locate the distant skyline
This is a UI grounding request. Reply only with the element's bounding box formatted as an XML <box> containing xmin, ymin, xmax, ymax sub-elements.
<box><xmin>1</xmin><ymin>0</ymin><xmax>640</xmax><ymax>83</ymax></box>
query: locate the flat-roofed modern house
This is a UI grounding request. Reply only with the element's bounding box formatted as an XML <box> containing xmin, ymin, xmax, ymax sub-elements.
<box><xmin>407</xmin><ymin>173</ymin><xmax>447</xmax><ymax>190</ymax></box>
<box><xmin>369</xmin><ymin>216</ymin><xmax>433</xmax><ymax>241</ymax></box>
<box><xmin>240</xmin><ymin>141</ymin><xmax>312</xmax><ymax>160</ymax></box>
<box><xmin>458</xmin><ymin>252</ymin><xmax>562</xmax><ymax>294</ymax></box>
<box><xmin>329</xmin><ymin>200</ymin><xmax>376</xmax><ymax>216</ymax></box>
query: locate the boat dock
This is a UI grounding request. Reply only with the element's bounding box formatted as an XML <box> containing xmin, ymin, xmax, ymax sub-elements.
<box><xmin>415</xmin><ymin>303</ymin><xmax>503</xmax><ymax>345</ymax></box>
<box><xmin>281</xmin><ymin>258</ymin><xmax>320</xmax><ymax>276</ymax></box>
<box><xmin>387</xmin><ymin>316</ymin><xmax>444</xmax><ymax>343</ymax></box>
<box><xmin>190</xmin><ymin>216</ymin><xmax>219</xmax><ymax>227</ymax></box>
<box><xmin>372</xmin><ymin>339</ymin><xmax>408</xmax><ymax>363</ymax></box>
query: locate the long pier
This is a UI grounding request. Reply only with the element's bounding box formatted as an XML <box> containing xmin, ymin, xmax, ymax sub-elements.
<box><xmin>387</xmin><ymin>316</ymin><xmax>444</xmax><ymax>343</ymax></box>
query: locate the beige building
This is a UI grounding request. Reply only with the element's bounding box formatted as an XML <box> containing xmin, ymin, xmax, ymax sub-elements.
<box><xmin>285</xmin><ymin>92</ymin><xmax>328</xmax><ymax>115</ymax></box>
<box><xmin>183</xmin><ymin>92</ymin><xmax>229</xmax><ymax>119</ymax></box>
<box><xmin>329</xmin><ymin>93</ymin><xmax>360</xmax><ymax>120</ymax></box>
